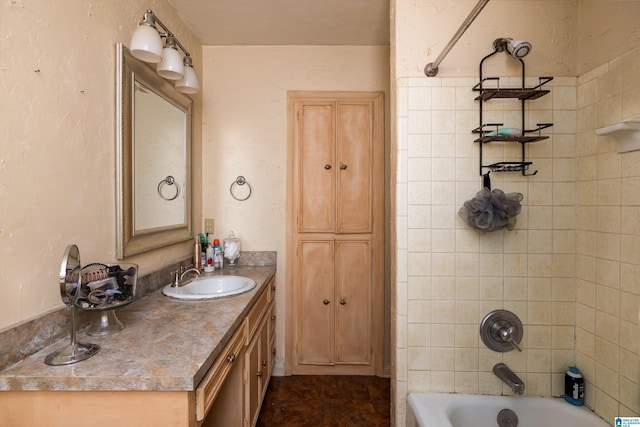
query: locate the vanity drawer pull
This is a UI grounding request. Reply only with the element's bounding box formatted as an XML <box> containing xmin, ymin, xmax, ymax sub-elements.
<box><xmin>227</xmin><ymin>353</ymin><xmax>236</xmax><ymax>363</ymax></box>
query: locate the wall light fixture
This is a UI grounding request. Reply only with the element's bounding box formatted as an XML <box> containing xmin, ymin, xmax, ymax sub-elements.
<box><xmin>130</xmin><ymin>9</ymin><xmax>199</xmax><ymax>94</ymax></box>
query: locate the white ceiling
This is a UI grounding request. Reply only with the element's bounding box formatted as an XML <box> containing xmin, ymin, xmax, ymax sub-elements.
<box><xmin>167</xmin><ymin>0</ymin><xmax>390</xmax><ymax>46</ymax></box>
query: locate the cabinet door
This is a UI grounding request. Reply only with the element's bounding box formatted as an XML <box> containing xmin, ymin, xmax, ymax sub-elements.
<box><xmin>245</xmin><ymin>327</ymin><xmax>261</xmax><ymax>427</ymax></box>
<box><xmin>297</xmin><ymin>102</ymin><xmax>335</xmax><ymax>233</ymax></box>
<box><xmin>335</xmin><ymin>239</ymin><xmax>372</xmax><ymax>365</ymax></box>
<box><xmin>296</xmin><ymin>239</ymin><xmax>334</xmax><ymax>365</ymax></box>
<box><xmin>258</xmin><ymin>316</ymin><xmax>270</xmax><ymax>400</ymax></box>
<box><xmin>336</xmin><ymin>101</ymin><xmax>374</xmax><ymax>233</ymax></box>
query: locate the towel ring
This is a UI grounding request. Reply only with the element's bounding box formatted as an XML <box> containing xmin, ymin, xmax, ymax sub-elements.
<box><xmin>230</xmin><ymin>176</ymin><xmax>252</xmax><ymax>201</ymax></box>
<box><xmin>157</xmin><ymin>176</ymin><xmax>180</xmax><ymax>201</ymax></box>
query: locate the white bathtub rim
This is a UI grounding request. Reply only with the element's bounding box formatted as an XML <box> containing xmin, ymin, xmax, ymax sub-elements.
<box><xmin>407</xmin><ymin>392</ymin><xmax>610</xmax><ymax>427</ymax></box>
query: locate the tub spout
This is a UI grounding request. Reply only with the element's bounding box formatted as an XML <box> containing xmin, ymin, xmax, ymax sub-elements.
<box><xmin>493</xmin><ymin>363</ymin><xmax>525</xmax><ymax>395</ymax></box>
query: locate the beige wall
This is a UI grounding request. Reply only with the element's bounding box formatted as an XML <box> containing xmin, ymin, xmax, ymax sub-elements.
<box><xmin>0</xmin><ymin>1</ymin><xmax>203</xmax><ymax>331</ymax></box>
<box><xmin>392</xmin><ymin>0</ymin><xmax>640</xmax><ymax>425</ymax></box>
<box><xmin>395</xmin><ymin>0</ymin><xmax>578</xmax><ymax>78</ymax></box>
<box><xmin>200</xmin><ymin>45</ymin><xmax>390</xmax><ymax>374</ymax></box>
<box><xmin>578</xmin><ymin>1</ymin><xmax>640</xmax><ymax>75</ymax></box>
<box><xmin>575</xmin><ymin>51</ymin><xmax>640</xmax><ymax>421</ymax></box>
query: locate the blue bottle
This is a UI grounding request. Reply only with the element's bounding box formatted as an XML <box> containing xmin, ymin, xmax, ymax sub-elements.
<box><xmin>564</xmin><ymin>366</ymin><xmax>585</xmax><ymax>405</ymax></box>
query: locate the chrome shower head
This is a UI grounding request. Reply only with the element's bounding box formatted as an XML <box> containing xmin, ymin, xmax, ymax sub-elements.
<box><xmin>492</xmin><ymin>38</ymin><xmax>532</xmax><ymax>59</ymax></box>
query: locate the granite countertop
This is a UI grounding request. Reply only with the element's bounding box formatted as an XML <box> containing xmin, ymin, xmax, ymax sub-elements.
<box><xmin>0</xmin><ymin>266</ymin><xmax>275</xmax><ymax>392</ymax></box>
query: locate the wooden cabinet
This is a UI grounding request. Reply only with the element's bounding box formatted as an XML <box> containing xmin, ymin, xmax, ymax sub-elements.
<box><xmin>288</xmin><ymin>91</ymin><xmax>383</xmax><ymax>376</ymax></box>
<box><xmin>243</xmin><ymin>279</ymin><xmax>274</xmax><ymax>427</ymax></box>
<box><xmin>297</xmin><ymin>238</ymin><xmax>372</xmax><ymax>368</ymax></box>
<box><xmin>195</xmin><ymin>276</ymin><xmax>276</xmax><ymax>426</ymax></box>
<box><xmin>297</xmin><ymin>100</ymin><xmax>374</xmax><ymax>234</ymax></box>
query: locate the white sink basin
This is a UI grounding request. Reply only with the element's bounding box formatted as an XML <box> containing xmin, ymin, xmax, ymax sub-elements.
<box><xmin>162</xmin><ymin>275</ymin><xmax>256</xmax><ymax>300</ymax></box>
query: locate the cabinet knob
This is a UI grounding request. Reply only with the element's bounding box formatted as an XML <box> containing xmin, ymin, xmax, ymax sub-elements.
<box><xmin>271</xmin><ymin>315</ymin><xmax>276</xmax><ymax>320</ymax></box>
<box><xmin>340</xmin><ymin>164</ymin><xmax>347</xmax><ymax>170</ymax></box>
<box><xmin>324</xmin><ymin>164</ymin><xmax>331</xmax><ymax>170</ymax></box>
<box><xmin>340</xmin><ymin>298</ymin><xmax>346</xmax><ymax>305</ymax></box>
<box><xmin>323</xmin><ymin>299</ymin><xmax>330</xmax><ymax>305</ymax></box>
<box><xmin>226</xmin><ymin>353</ymin><xmax>236</xmax><ymax>363</ymax></box>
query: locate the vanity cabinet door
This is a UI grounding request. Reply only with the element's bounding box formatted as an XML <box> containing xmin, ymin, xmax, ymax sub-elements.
<box><xmin>245</xmin><ymin>313</ymin><xmax>270</xmax><ymax>427</ymax></box>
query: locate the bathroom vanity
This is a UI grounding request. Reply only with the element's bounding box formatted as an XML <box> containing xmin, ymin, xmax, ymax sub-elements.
<box><xmin>0</xmin><ymin>266</ymin><xmax>276</xmax><ymax>427</ymax></box>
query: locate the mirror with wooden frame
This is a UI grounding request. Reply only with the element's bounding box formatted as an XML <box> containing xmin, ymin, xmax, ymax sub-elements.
<box><xmin>116</xmin><ymin>43</ymin><xmax>192</xmax><ymax>259</ymax></box>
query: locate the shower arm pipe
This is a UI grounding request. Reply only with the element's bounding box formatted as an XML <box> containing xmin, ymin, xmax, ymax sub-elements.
<box><xmin>424</xmin><ymin>0</ymin><xmax>490</xmax><ymax>77</ymax></box>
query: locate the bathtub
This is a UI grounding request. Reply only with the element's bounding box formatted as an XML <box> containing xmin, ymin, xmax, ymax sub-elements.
<box><xmin>407</xmin><ymin>393</ymin><xmax>611</xmax><ymax>427</ymax></box>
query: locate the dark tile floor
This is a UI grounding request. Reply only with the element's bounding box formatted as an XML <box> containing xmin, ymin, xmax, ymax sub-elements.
<box><xmin>257</xmin><ymin>375</ymin><xmax>391</xmax><ymax>427</ymax></box>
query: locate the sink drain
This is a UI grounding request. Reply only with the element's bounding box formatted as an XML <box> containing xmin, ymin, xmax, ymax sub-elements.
<box><xmin>497</xmin><ymin>408</ymin><xmax>518</xmax><ymax>427</ymax></box>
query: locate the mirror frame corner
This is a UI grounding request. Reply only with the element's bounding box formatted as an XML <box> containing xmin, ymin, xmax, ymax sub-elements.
<box><xmin>116</xmin><ymin>43</ymin><xmax>193</xmax><ymax>259</ymax></box>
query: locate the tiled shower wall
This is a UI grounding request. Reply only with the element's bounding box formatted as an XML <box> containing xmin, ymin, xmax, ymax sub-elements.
<box><xmin>393</xmin><ymin>75</ymin><xmax>579</xmax><ymax>425</ymax></box>
<box><xmin>575</xmin><ymin>48</ymin><xmax>640</xmax><ymax>421</ymax></box>
<box><xmin>393</xmin><ymin>49</ymin><xmax>640</xmax><ymax>425</ymax></box>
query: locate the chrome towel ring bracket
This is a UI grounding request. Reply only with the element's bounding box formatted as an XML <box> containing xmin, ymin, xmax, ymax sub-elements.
<box><xmin>157</xmin><ymin>175</ymin><xmax>180</xmax><ymax>201</ymax></box>
<box><xmin>230</xmin><ymin>176</ymin><xmax>252</xmax><ymax>201</ymax></box>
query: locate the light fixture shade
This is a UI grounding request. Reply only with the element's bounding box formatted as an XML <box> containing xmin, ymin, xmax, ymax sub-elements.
<box><xmin>175</xmin><ymin>56</ymin><xmax>199</xmax><ymax>94</ymax></box>
<box><xmin>156</xmin><ymin>37</ymin><xmax>184</xmax><ymax>80</ymax></box>
<box><xmin>130</xmin><ymin>24</ymin><xmax>163</xmax><ymax>63</ymax></box>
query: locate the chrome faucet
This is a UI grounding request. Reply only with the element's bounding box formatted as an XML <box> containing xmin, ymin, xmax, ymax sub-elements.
<box><xmin>170</xmin><ymin>267</ymin><xmax>201</xmax><ymax>287</ymax></box>
<box><xmin>493</xmin><ymin>363</ymin><xmax>525</xmax><ymax>395</ymax></box>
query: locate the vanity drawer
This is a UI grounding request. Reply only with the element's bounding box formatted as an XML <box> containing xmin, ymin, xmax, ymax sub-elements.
<box><xmin>245</xmin><ymin>285</ymin><xmax>269</xmax><ymax>344</ymax></box>
<box><xmin>195</xmin><ymin>324</ymin><xmax>246</xmax><ymax>421</ymax></box>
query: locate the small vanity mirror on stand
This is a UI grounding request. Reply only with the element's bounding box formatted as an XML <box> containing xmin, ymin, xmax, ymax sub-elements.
<box><xmin>44</xmin><ymin>244</ymin><xmax>100</xmax><ymax>366</ymax></box>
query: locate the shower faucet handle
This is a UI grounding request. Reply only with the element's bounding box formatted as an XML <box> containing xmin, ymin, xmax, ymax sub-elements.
<box><xmin>497</xmin><ymin>326</ymin><xmax>522</xmax><ymax>352</ymax></box>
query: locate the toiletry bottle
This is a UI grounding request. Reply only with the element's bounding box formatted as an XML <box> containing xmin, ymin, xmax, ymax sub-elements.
<box><xmin>213</xmin><ymin>239</ymin><xmax>223</xmax><ymax>269</ymax></box>
<box><xmin>204</xmin><ymin>244</ymin><xmax>214</xmax><ymax>272</ymax></box>
<box><xmin>564</xmin><ymin>366</ymin><xmax>584</xmax><ymax>405</ymax></box>
<box><xmin>193</xmin><ymin>237</ymin><xmax>202</xmax><ymax>270</ymax></box>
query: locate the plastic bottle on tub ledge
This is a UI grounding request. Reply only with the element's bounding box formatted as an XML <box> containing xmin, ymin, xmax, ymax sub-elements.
<box><xmin>223</xmin><ymin>231</ymin><xmax>241</xmax><ymax>268</ymax></box>
<box><xmin>564</xmin><ymin>366</ymin><xmax>585</xmax><ymax>406</ymax></box>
